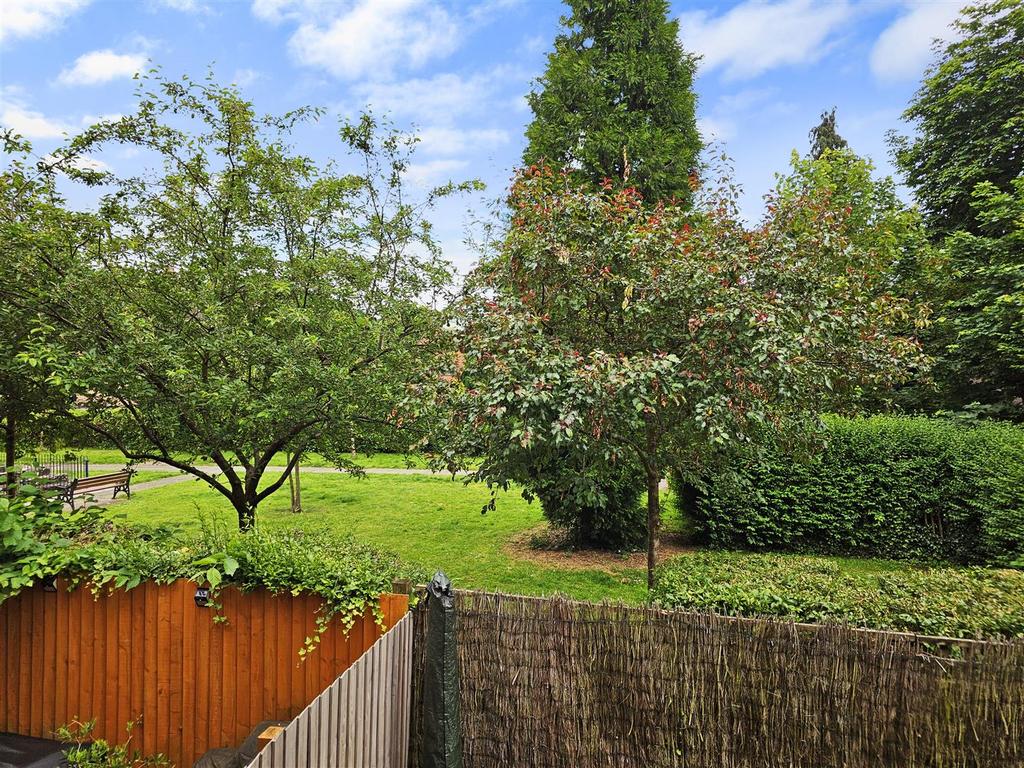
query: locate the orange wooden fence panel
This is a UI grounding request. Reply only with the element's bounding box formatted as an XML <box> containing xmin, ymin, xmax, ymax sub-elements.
<box><xmin>0</xmin><ymin>580</ymin><xmax>408</xmax><ymax>768</ymax></box>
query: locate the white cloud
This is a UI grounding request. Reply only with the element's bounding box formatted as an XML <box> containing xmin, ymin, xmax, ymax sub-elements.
<box><xmin>44</xmin><ymin>154</ymin><xmax>111</xmax><ymax>173</ymax></box>
<box><xmin>415</xmin><ymin>126</ymin><xmax>509</xmax><ymax>156</ymax></box>
<box><xmin>157</xmin><ymin>0</ymin><xmax>207</xmax><ymax>11</ymax></box>
<box><xmin>1</xmin><ymin>104</ymin><xmax>72</xmax><ymax>139</ymax></box>
<box><xmin>697</xmin><ymin>116</ymin><xmax>736</xmax><ymax>143</ymax></box>
<box><xmin>250</xmin><ymin>0</ymin><xmax>294</xmax><ymax>23</ymax></box>
<box><xmin>0</xmin><ymin>0</ymin><xmax>90</xmax><ymax>42</ymax></box>
<box><xmin>870</xmin><ymin>1</ymin><xmax>963</xmax><ymax>81</ymax></box>
<box><xmin>679</xmin><ymin>0</ymin><xmax>853</xmax><ymax>80</ymax></box>
<box><xmin>404</xmin><ymin>158</ymin><xmax>469</xmax><ymax>188</ymax></box>
<box><xmin>350</xmin><ymin>69</ymin><xmax>509</xmax><ymax>124</ymax></box>
<box><xmin>232</xmin><ymin>68</ymin><xmax>262</xmax><ymax>88</ymax></box>
<box><xmin>697</xmin><ymin>88</ymin><xmax>792</xmax><ymax>146</ymax></box>
<box><xmin>255</xmin><ymin>0</ymin><xmax>460</xmax><ymax>80</ymax></box>
<box><xmin>0</xmin><ymin>89</ymin><xmax>73</xmax><ymax>138</ymax></box>
<box><xmin>58</xmin><ymin>49</ymin><xmax>147</xmax><ymax>85</ymax></box>
<box><xmin>1</xmin><ymin>88</ymin><xmax>125</xmax><ymax>140</ymax></box>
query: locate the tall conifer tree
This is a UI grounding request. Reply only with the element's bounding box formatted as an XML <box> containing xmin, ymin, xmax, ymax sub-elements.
<box><xmin>523</xmin><ymin>0</ymin><xmax>701</xmax><ymax>202</ymax></box>
<box><xmin>809</xmin><ymin>107</ymin><xmax>849</xmax><ymax>159</ymax></box>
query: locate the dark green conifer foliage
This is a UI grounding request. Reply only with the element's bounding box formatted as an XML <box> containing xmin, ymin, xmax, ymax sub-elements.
<box><xmin>523</xmin><ymin>0</ymin><xmax>701</xmax><ymax>202</ymax></box>
<box><xmin>809</xmin><ymin>107</ymin><xmax>848</xmax><ymax>159</ymax></box>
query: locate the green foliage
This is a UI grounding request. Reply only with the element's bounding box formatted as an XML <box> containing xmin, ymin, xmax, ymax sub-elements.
<box><xmin>653</xmin><ymin>551</ymin><xmax>1024</xmax><ymax>639</ymax></box>
<box><xmin>673</xmin><ymin>416</ymin><xmax>1024</xmax><ymax>565</ymax></box>
<box><xmin>0</xmin><ymin>476</ymin><xmax>109</xmax><ymax>595</ymax></box>
<box><xmin>57</xmin><ymin>719</ymin><xmax>169</xmax><ymax>768</ymax></box>
<box><xmin>523</xmin><ymin>0</ymin><xmax>700</xmax><ymax>201</ymax></box>
<box><xmin>808</xmin><ymin>108</ymin><xmax>848</xmax><ymax>159</ymax></box>
<box><xmin>889</xmin><ymin>0</ymin><xmax>1023</xmax><ymax>415</ymax></box>
<box><xmin>18</xmin><ymin>74</ymin><xmax>471</xmax><ymax>531</ymax></box>
<box><xmin>890</xmin><ymin>0</ymin><xmax>1024</xmax><ymax>239</ymax></box>
<box><xmin>525</xmin><ymin>453</ymin><xmax>646</xmax><ymax>550</ymax></box>
<box><xmin>930</xmin><ymin>178</ymin><xmax>1024</xmax><ymax>415</ymax></box>
<box><xmin>0</xmin><ymin>131</ymin><xmax>98</xmax><ymax>476</ymax></box>
<box><xmin>517</xmin><ymin>0</ymin><xmax>703</xmax><ymax>548</ymax></box>
<box><xmin>776</xmin><ymin>148</ymin><xmax>932</xmax><ymax>295</ymax></box>
<box><xmin>427</xmin><ymin>158</ymin><xmax>927</xmax><ymax>586</ymax></box>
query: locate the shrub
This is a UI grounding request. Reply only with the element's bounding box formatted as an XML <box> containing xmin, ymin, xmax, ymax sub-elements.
<box><xmin>652</xmin><ymin>551</ymin><xmax>1024</xmax><ymax>639</ymax></box>
<box><xmin>0</xmin><ymin>474</ymin><xmax>109</xmax><ymax>595</ymax></box>
<box><xmin>57</xmin><ymin>719</ymin><xmax>169</xmax><ymax>768</ymax></box>
<box><xmin>672</xmin><ymin>416</ymin><xmax>1024</xmax><ymax>565</ymax></box>
<box><xmin>525</xmin><ymin>452</ymin><xmax>647</xmax><ymax>550</ymax></box>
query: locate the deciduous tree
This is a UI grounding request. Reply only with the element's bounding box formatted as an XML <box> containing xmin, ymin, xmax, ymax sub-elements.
<box><xmin>890</xmin><ymin>0</ymin><xmax>1023</xmax><ymax>415</ymax></box>
<box><xmin>24</xmin><ymin>75</ymin><xmax>472</xmax><ymax>530</ymax></box>
<box><xmin>431</xmin><ymin>162</ymin><xmax>926</xmax><ymax>587</ymax></box>
<box><xmin>890</xmin><ymin>0</ymin><xmax>1023</xmax><ymax>239</ymax></box>
<box><xmin>0</xmin><ymin>132</ymin><xmax>100</xmax><ymax>492</ymax></box>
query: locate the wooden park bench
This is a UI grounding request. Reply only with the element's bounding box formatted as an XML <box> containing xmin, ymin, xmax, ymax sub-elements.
<box><xmin>59</xmin><ymin>469</ymin><xmax>134</xmax><ymax>509</ymax></box>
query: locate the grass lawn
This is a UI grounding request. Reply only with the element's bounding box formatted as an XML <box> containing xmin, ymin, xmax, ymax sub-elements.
<box><xmin>130</xmin><ymin>470</ymin><xmax>182</xmax><ymax>484</ymax></box>
<box><xmin>115</xmin><ymin>471</ymin><xmax>650</xmax><ymax>602</ymax></box>
<box><xmin>111</xmin><ymin>470</ymin><xmax>910</xmax><ymax>606</ymax></box>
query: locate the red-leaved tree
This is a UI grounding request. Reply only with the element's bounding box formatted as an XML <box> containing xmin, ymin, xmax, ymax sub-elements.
<box><xmin>429</xmin><ymin>163</ymin><xmax>928</xmax><ymax>588</ymax></box>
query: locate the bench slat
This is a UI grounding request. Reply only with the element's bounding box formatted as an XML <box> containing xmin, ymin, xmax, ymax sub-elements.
<box><xmin>75</xmin><ymin>473</ymin><xmax>131</xmax><ymax>489</ymax></box>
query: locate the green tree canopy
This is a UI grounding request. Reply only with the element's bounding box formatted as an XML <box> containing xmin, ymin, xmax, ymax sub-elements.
<box><xmin>891</xmin><ymin>0</ymin><xmax>1023</xmax><ymax>238</ymax></box>
<box><xmin>428</xmin><ymin>160</ymin><xmax>927</xmax><ymax>587</ymax></box>
<box><xmin>933</xmin><ymin>178</ymin><xmax>1024</xmax><ymax>414</ymax></box>
<box><xmin>22</xmin><ymin>75</ymin><xmax>473</xmax><ymax>529</ymax></box>
<box><xmin>0</xmin><ymin>132</ymin><xmax>102</xmax><ymax>488</ymax></box>
<box><xmin>809</xmin><ymin>108</ymin><xmax>848</xmax><ymax>159</ymax></box>
<box><xmin>523</xmin><ymin>0</ymin><xmax>701</xmax><ymax>202</ymax></box>
<box><xmin>890</xmin><ymin>0</ymin><xmax>1023</xmax><ymax>416</ymax></box>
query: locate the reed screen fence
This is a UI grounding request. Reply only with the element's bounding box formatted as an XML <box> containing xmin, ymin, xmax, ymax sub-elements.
<box><xmin>410</xmin><ymin>590</ymin><xmax>1023</xmax><ymax>768</ymax></box>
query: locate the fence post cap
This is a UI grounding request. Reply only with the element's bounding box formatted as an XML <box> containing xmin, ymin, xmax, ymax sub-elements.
<box><xmin>428</xmin><ymin>571</ymin><xmax>453</xmax><ymax>599</ymax></box>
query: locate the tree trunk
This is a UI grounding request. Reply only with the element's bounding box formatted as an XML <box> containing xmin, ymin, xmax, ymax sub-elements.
<box><xmin>4</xmin><ymin>412</ymin><xmax>16</xmax><ymax>498</ymax></box>
<box><xmin>646</xmin><ymin>463</ymin><xmax>660</xmax><ymax>591</ymax></box>
<box><xmin>286</xmin><ymin>452</ymin><xmax>294</xmax><ymax>503</ymax></box>
<box><xmin>291</xmin><ymin>459</ymin><xmax>302</xmax><ymax>513</ymax></box>
<box><xmin>234</xmin><ymin>495</ymin><xmax>256</xmax><ymax>532</ymax></box>
<box><xmin>645</xmin><ymin>421</ymin><xmax>661</xmax><ymax>591</ymax></box>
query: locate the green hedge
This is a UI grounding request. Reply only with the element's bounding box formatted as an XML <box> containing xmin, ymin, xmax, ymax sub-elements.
<box><xmin>672</xmin><ymin>416</ymin><xmax>1024</xmax><ymax>565</ymax></box>
<box><xmin>652</xmin><ymin>551</ymin><xmax>1024</xmax><ymax>639</ymax></box>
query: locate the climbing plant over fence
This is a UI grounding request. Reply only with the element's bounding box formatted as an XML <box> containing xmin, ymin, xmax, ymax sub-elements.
<box><xmin>413</xmin><ymin>591</ymin><xmax>1023</xmax><ymax>768</ymax></box>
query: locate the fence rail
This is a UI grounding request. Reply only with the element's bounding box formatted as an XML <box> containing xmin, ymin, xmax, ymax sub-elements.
<box><xmin>409</xmin><ymin>589</ymin><xmax>1024</xmax><ymax>768</ymax></box>
<box><xmin>0</xmin><ymin>580</ymin><xmax>408</xmax><ymax>768</ymax></box>
<box><xmin>21</xmin><ymin>451</ymin><xmax>90</xmax><ymax>481</ymax></box>
<box><xmin>250</xmin><ymin>612</ymin><xmax>413</xmax><ymax>768</ymax></box>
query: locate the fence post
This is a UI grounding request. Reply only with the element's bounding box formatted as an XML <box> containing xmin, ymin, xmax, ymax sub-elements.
<box><xmin>420</xmin><ymin>571</ymin><xmax>462</xmax><ymax>768</ymax></box>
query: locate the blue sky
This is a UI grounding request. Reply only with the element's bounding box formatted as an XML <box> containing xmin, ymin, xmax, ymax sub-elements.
<box><xmin>1</xmin><ymin>0</ymin><xmax>965</xmax><ymax>271</ymax></box>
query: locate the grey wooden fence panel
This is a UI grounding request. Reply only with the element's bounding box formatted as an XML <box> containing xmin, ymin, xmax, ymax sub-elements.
<box><xmin>247</xmin><ymin>612</ymin><xmax>413</xmax><ymax>768</ymax></box>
